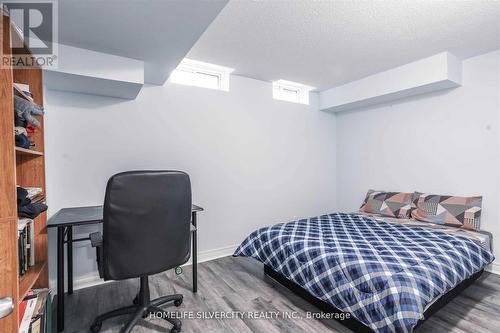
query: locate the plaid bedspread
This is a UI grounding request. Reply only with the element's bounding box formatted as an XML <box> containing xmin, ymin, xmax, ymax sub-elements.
<box><xmin>234</xmin><ymin>213</ymin><xmax>495</xmax><ymax>333</ymax></box>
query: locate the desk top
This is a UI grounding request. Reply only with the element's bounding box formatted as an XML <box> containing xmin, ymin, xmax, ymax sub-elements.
<box><xmin>48</xmin><ymin>204</ymin><xmax>204</xmax><ymax>228</ymax></box>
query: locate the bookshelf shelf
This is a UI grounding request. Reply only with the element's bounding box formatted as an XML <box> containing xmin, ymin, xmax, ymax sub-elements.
<box><xmin>18</xmin><ymin>261</ymin><xmax>47</xmax><ymax>303</ymax></box>
<box><xmin>15</xmin><ymin>147</ymin><xmax>44</xmax><ymax>156</ymax></box>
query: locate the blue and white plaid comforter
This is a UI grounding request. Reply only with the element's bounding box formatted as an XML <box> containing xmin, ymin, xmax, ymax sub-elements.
<box><xmin>234</xmin><ymin>213</ymin><xmax>495</xmax><ymax>333</ymax></box>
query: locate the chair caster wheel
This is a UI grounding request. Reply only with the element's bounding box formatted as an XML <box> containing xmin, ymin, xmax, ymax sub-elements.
<box><xmin>90</xmin><ymin>321</ymin><xmax>102</xmax><ymax>333</ymax></box>
<box><xmin>133</xmin><ymin>295</ymin><xmax>139</xmax><ymax>305</ymax></box>
<box><xmin>174</xmin><ymin>298</ymin><xmax>183</xmax><ymax>307</ymax></box>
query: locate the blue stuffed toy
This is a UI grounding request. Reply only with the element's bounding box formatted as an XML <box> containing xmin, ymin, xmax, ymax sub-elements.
<box><xmin>14</xmin><ymin>95</ymin><xmax>44</xmax><ymax>128</ymax></box>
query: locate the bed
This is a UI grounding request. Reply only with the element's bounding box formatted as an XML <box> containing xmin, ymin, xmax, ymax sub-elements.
<box><xmin>233</xmin><ymin>212</ymin><xmax>495</xmax><ymax>333</ymax></box>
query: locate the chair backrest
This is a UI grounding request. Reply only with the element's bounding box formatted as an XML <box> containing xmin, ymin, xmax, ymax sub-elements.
<box><xmin>102</xmin><ymin>170</ymin><xmax>192</xmax><ymax>280</ymax></box>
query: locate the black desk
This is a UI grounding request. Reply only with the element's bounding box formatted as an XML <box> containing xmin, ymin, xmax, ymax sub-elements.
<box><xmin>48</xmin><ymin>204</ymin><xmax>204</xmax><ymax>332</ymax></box>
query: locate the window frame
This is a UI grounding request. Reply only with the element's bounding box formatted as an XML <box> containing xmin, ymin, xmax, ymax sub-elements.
<box><xmin>272</xmin><ymin>80</ymin><xmax>315</xmax><ymax>105</ymax></box>
<box><xmin>170</xmin><ymin>58</ymin><xmax>234</xmax><ymax>91</ymax></box>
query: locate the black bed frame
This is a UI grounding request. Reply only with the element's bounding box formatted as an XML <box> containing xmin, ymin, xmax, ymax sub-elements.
<box><xmin>264</xmin><ymin>265</ymin><xmax>484</xmax><ymax>332</ymax></box>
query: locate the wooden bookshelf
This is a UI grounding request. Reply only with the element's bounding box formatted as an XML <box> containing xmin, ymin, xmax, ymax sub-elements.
<box><xmin>0</xmin><ymin>14</ymin><xmax>49</xmax><ymax>333</ymax></box>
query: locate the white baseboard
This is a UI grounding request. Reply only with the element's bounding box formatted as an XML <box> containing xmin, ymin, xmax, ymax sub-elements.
<box><xmin>50</xmin><ymin>244</ymin><xmax>239</xmax><ymax>294</ymax></box>
<box><xmin>186</xmin><ymin>244</ymin><xmax>238</xmax><ymax>265</ymax></box>
<box><xmin>486</xmin><ymin>260</ymin><xmax>500</xmax><ymax>276</ymax></box>
<box><xmin>49</xmin><ymin>271</ymin><xmax>113</xmax><ymax>293</ymax></box>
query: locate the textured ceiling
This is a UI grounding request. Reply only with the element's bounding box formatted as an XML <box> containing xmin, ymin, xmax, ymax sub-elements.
<box><xmin>188</xmin><ymin>0</ymin><xmax>500</xmax><ymax>91</ymax></box>
<box><xmin>57</xmin><ymin>0</ymin><xmax>228</xmax><ymax>84</ymax></box>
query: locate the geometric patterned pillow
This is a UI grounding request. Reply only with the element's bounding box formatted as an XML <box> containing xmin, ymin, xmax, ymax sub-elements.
<box><xmin>359</xmin><ymin>190</ymin><xmax>415</xmax><ymax>218</ymax></box>
<box><xmin>411</xmin><ymin>193</ymin><xmax>482</xmax><ymax>230</ymax></box>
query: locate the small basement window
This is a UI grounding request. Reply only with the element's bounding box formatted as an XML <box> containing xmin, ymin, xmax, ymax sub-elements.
<box><xmin>170</xmin><ymin>58</ymin><xmax>234</xmax><ymax>91</ymax></box>
<box><xmin>272</xmin><ymin>80</ymin><xmax>315</xmax><ymax>105</ymax></box>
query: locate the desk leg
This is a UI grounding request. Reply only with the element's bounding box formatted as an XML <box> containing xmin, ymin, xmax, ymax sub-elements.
<box><xmin>57</xmin><ymin>227</ymin><xmax>65</xmax><ymax>332</ymax></box>
<box><xmin>192</xmin><ymin>211</ymin><xmax>197</xmax><ymax>293</ymax></box>
<box><xmin>67</xmin><ymin>226</ymin><xmax>73</xmax><ymax>295</ymax></box>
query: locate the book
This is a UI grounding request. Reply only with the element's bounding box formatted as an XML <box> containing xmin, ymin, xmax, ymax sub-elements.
<box><xmin>18</xmin><ymin>219</ymin><xmax>35</xmax><ymax>274</ymax></box>
<box><xmin>18</xmin><ymin>229</ymin><xmax>25</xmax><ymax>275</ymax></box>
<box><xmin>13</xmin><ymin>83</ymin><xmax>34</xmax><ymax>102</ymax></box>
<box><xmin>19</xmin><ymin>295</ymin><xmax>37</xmax><ymax>333</ymax></box>
<box><xmin>23</xmin><ymin>226</ymin><xmax>28</xmax><ymax>272</ymax></box>
<box><xmin>30</xmin><ymin>317</ymin><xmax>41</xmax><ymax>333</ymax></box>
<box><xmin>18</xmin><ymin>226</ymin><xmax>27</xmax><ymax>274</ymax></box>
<box><xmin>45</xmin><ymin>292</ymin><xmax>53</xmax><ymax>333</ymax></box>
<box><xmin>28</xmin><ymin>220</ymin><xmax>35</xmax><ymax>266</ymax></box>
<box><xmin>18</xmin><ymin>299</ymin><xmax>27</xmax><ymax>326</ymax></box>
<box><xmin>18</xmin><ymin>291</ymin><xmax>33</xmax><ymax>326</ymax></box>
<box><xmin>14</xmin><ymin>83</ymin><xmax>30</xmax><ymax>93</ymax></box>
<box><xmin>30</xmin><ymin>290</ymin><xmax>49</xmax><ymax>333</ymax></box>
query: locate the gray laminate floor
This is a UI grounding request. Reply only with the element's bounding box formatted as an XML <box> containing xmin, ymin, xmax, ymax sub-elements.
<box><xmin>61</xmin><ymin>256</ymin><xmax>500</xmax><ymax>333</ymax></box>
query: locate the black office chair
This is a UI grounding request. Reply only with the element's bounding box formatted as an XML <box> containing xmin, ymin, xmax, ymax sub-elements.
<box><xmin>89</xmin><ymin>171</ymin><xmax>192</xmax><ymax>333</ymax></box>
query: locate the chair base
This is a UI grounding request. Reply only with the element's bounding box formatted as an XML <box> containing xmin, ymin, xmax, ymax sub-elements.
<box><xmin>90</xmin><ymin>276</ymin><xmax>183</xmax><ymax>333</ymax></box>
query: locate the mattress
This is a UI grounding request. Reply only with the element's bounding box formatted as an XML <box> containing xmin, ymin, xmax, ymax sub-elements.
<box><xmin>234</xmin><ymin>213</ymin><xmax>495</xmax><ymax>333</ymax></box>
<box><xmin>357</xmin><ymin>212</ymin><xmax>493</xmax><ymax>253</ymax></box>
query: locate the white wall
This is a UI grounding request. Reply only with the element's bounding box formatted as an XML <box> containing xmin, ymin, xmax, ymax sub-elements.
<box><xmin>335</xmin><ymin>50</ymin><xmax>500</xmax><ymax>271</ymax></box>
<box><xmin>44</xmin><ymin>75</ymin><xmax>337</xmax><ymax>289</ymax></box>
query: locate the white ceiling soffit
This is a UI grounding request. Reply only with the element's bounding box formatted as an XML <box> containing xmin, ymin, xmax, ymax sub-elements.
<box><xmin>188</xmin><ymin>0</ymin><xmax>500</xmax><ymax>91</ymax></box>
<box><xmin>57</xmin><ymin>0</ymin><xmax>228</xmax><ymax>85</ymax></box>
